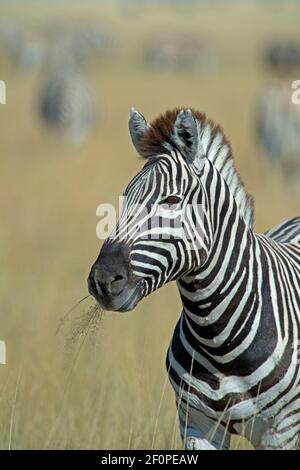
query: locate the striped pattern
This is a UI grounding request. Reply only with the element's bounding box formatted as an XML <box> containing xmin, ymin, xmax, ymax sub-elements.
<box><xmin>112</xmin><ymin>108</ymin><xmax>300</xmax><ymax>449</ymax></box>
<box><xmin>39</xmin><ymin>70</ymin><xmax>98</xmax><ymax>145</ymax></box>
<box><xmin>256</xmin><ymin>82</ymin><xmax>300</xmax><ymax>190</ymax></box>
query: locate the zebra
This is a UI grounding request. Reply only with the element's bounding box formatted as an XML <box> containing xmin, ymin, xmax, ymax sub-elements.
<box><xmin>263</xmin><ymin>41</ymin><xmax>300</xmax><ymax>75</ymax></box>
<box><xmin>0</xmin><ymin>20</ymin><xmax>115</xmax><ymax>74</ymax></box>
<box><xmin>88</xmin><ymin>107</ymin><xmax>300</xmax><ymax>450</ymax></box>
<box><xmin>256</xmin><ymin>81</ymin><xmax>300</xmax><ymax>192</ymax></box>
<box><xmin>257</xmin><ymin>40</ymin><xmax>300</xmax><ymax>192</ymax></box>
<box><xmin>38</xmin><ymin>68</ymin><xmax>98</xmax><ymax>145</ymax></box>
<box><xmin>144</xmin><ymin>34</ymin><xmax>215</xmax><ymax>72</ymax></box>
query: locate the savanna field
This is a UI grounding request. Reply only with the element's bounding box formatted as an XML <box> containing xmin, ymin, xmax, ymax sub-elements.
<box><xmin>0</xmin><ymin>1</ymin><xmax>300</xmax><ymax>450</ymax></box>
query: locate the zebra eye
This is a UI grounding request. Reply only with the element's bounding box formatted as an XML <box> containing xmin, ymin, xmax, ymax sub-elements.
<box><xmin>161</xmin><ymin>195</ymin><xmax>182</xmax><ymax>205</ymax></box>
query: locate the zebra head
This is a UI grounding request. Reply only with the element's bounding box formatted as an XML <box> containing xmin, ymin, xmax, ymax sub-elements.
<box><xmin>88</xmin><ymin>108</ymin><xmax>222</xmax><ymax>311</ymax></box>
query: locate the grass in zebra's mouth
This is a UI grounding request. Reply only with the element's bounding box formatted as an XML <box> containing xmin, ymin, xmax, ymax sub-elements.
<box><xmin>56</xmin><ymin>296</ymin><xmax>105</xmax><ymax>353</ymax></box>
<box><xmin>65</xmin><ymin>302</ymin><xmax>105</xmax><ymax>350</ymax></box>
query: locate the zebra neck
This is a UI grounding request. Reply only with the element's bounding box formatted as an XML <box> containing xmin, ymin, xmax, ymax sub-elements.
<box><xmin>177</xmin><ymin>204</ymin><xmax>257</xmax><ymax>330</ymax></box>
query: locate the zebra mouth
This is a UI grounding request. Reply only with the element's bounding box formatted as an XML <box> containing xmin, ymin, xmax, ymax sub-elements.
<box><xmin>90</xmin><ymin>283</ymin><xmax>141</xmax><ymax>313</ymax></box>
<box><xmin>117</xmin><ymin>288</ymin><xmax>141</xmax><ymax>312</ymax></box>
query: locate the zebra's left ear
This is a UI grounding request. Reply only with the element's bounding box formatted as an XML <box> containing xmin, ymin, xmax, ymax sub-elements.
<box><xmin>173</xmin><ymin>109</ymin><xmax>205</xmax><ymax>172</ymax></box>
<box><xmin>129</xmin><ymin>107</ymin><xmax>150</xmax><ymax>154</ymax></box>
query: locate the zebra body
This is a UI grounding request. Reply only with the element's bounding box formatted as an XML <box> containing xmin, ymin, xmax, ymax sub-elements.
<box><xmin>39</xmin><ymin>69</ymin><xmax>98</xmax><ymax>145</ymax></box>
<box><xmin>257</xmin><ymin>41</ymin><xmax>300</xmax><ymax>193</ymax></box>
<box><xmin>257</xmin><ymin>81</ymin><xmax>300</xmax><ymax>187</ymax></box>
<box><xmin>168</xmin><ymin>212</ymin><xmax>300</xmax><ymax>449</ymax></box>
<box><xmin>88</xmin><ymin>108</ymin><xmax>300</xmax><ymax>449</ymax></box>
<box><xmin>144</xmin><ymin>34</ymin><xmax>215</xmax><ymax>72</ymax></box>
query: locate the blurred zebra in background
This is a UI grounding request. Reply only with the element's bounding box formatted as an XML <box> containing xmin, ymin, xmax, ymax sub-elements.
<box><xmin>256</xmin><ymin>41</ymin><xmax>300</xmax><ymax>191</ymax></box>
<box><xmin>263</xmin><ymin>40</ymin><xmax>300</xmax><ymax>75</ymax></box>
<box><xmin>144</xmin><ymin>34</ymin><xmax>216</xmax><ymax>72</ymax></box>
<box><xmin>0</xmin><ymin>20</ymin><xmax>115</xmax><ymax>73</ymax></box>
<box><xmin>39</xmin><ymin>68</ymin><xmax>99</xmax><ymax>146</ymax></box>
<box><xmin>0</xmin><ymin>19</ymin><xmax>111</xmax><ymax>145</ymax></box>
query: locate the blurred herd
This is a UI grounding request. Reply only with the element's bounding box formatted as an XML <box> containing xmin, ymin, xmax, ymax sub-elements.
<box><xmin>0</xmin><ymin>20</ymin><xmax>115</xmax><ymax>143</ymax></box>
<box><xmin>1</xmin><ymin>13</ymin><xmax>299</xmax><ymax>190</ymax></box>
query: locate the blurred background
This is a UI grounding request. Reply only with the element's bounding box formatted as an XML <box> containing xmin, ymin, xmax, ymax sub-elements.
<box><xmin>0</xmin><ymin>0</ymin><xmax>300</xmax><ymax>450</ymax></box>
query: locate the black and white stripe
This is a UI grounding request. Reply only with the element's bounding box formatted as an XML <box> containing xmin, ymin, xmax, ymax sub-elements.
<box><xmin>38</xmin><ymin>69</ymin><xmax>98</xmax><ymax>145</ymax></box>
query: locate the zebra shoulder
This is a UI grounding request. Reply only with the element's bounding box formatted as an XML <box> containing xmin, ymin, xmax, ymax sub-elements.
<box><xmin>265</xmin><ymin>216</ymin><xmax>300</xmax><ymax>244</ymax></box>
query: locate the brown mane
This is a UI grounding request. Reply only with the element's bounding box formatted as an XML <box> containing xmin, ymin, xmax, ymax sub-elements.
<box><xmin>139</xmin><ymin>108</ymin><xmax>230</xmax><ymax>159</ymax></box>
<box><xmin>138</xmin><ymin>108</ymin><xmax>254</xmax><ymax>227</ymax></box>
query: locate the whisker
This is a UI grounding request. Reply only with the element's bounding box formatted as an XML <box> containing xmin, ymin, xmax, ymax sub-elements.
<box><xmin>55</xmin><ymin>294</ymin><xmax>91</xmax><ymax>336</ymax></box>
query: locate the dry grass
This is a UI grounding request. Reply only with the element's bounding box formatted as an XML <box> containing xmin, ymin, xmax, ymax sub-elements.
<box><xmin>0</xmin><ymin>1</ymin><xmax>299</xmax><ymax>450</ymax></box>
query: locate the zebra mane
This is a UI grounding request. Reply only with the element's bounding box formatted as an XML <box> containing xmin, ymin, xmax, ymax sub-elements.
<box><xmin>139</xmin><ymin>108</ymin><xmax>254</xmax><ymax>228</ymax></box>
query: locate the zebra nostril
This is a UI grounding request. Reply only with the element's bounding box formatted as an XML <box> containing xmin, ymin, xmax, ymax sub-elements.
<box><xmin>110</xmin><ymin>274</ymin><xmax>127</xmax><ymax>296</ymax></box>
<box><xmin>88</xmin><ymin>271</ymin><xmax>102</xmax><ymax>298</ymax></box>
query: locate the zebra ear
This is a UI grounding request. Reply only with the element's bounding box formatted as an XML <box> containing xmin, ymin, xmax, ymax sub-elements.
<box><xmin>173</xmin><ymin>109</ymin><xmax>204</xmax><ymax>171</ymax></box>
<box><xmin>129</xmin><ymin>108</ymin><xmax>149</xmax><ymax>154</ymax></box>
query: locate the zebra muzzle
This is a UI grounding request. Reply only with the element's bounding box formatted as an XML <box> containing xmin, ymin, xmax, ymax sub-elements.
<box><xmin>88</xmin><ymin>241</ymin><xmax>140</xmax><ymax>312</ymax></box>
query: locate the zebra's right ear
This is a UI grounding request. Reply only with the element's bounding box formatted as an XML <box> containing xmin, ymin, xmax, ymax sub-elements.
<box><xmin>173</xmin><ymin>109</ymin><xmax>205</xmax><ymax>173</ymax></box>
<box><xmin>129</xmin><ymin>108</ymin><xmax>149</xmax><ymax>154</ymax></box>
